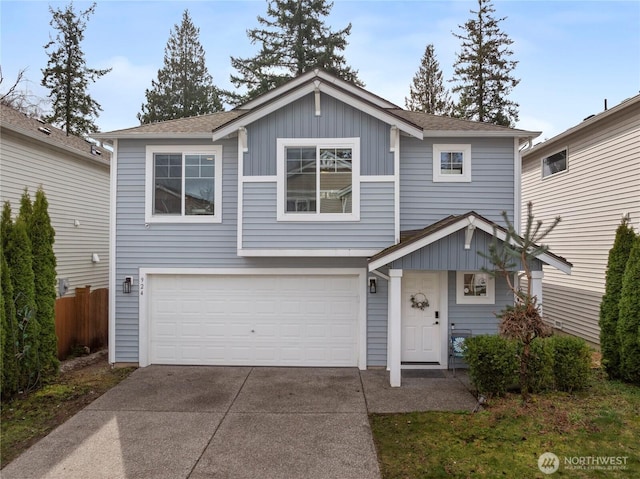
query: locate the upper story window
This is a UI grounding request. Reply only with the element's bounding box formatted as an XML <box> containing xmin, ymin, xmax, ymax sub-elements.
<box><xmin>277</xmin><ymin>138</ymin><xmax>360</xmax><ymax>221</ymax></box>
<box><xmin>145</xmin><ymin>145</ymin><xmax>222</xmax><ymax>223</ymax></box>
<box><xmin>542</xmin><ymin>149</ymin><xmax>567</xmax><ymax>178</ymax></box>
<box><xmin>433</xmin><ymin>144</ymin><xmax>472</xmax><ymax>182</ymax></box>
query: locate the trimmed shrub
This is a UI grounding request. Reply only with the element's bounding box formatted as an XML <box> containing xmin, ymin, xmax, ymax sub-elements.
<box><xmin>525</xmin><ymin>338</ymin><xmax>555</xmax><ymax>393</ymax></box>
<box><xmin>1</xmin><ymin>238</ymin><xmax>20</xmax><ymax>397</ymax></box>
<box><xmin>464</xmin><ymin>335</ymin><xmax>518</xmax><ymax>396</ymax></box>
<box><xmin>547</xmin><ymin>336</ymin><xmax>592</xmax><ymax>392</ymax></box>
<box><xmin>599</xmin><ymin>218</ymin><xmax>636</xmax><ymax>378</ymax></box>
<box><xmin>617</xmin><ymin>235</ymin><xmax>640</xmax><ymax>384</ymax></box>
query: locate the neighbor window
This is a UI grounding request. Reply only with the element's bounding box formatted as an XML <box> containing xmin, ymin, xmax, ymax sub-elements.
<box><xmin>145</xmin><ymin>145</ymin><xmax>222</xmax><ymax>223</ymax></box>
<box><xmin>542</xmin><ymin>149</ymin><xmax>567</xmax><ymax>178</ymax></box>
<box><xmin>433</xmin><ymin>144</ymin><xmax>472</xmax><ymax>182</ymax></box>
<box><xmin>277</xmin><ymin>138</ymin><xmax>360</xmax><ymax>221</ymax></box>
<box><xmin>456</xmin><ymin>271</ymin><xmax>495</xmax><ymax>304</ymax></box>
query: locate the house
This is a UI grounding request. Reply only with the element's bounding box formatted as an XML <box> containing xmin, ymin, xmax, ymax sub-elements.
<box><xmin>97</xmin><ymin>70</ymin><xmax>571</xmax><ymax>386</ymax></box>
<box><xmin>0</xmin><ymin>104</ymin><xmax>111</xmax><ymax>296</ymax></box>
<box><xmin>521</xmin><ymin>94</ymin><xmax>640</xmax><ymax>346</ymax></box>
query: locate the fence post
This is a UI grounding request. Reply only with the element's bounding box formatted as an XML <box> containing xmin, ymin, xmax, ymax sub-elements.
<box><xmin>75</xmin><ymin>286</ymin><xmax>91</xmax><ymax>348</ymax></box>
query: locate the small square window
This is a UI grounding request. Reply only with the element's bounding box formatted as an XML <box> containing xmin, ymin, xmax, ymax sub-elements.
<box><xmin>456</xmin><ymin>271</ymin><xmax>495</xmax><ymax>304</ymax></box>
<box><xmin>542</xmin><ymin>149</ymin><xmax>567</xmax><ymax>178</ymax></box>
<box><xmin>433</xmin><ymin>144</ymin><xmax>471</xmax><ymax>182</ymax></box>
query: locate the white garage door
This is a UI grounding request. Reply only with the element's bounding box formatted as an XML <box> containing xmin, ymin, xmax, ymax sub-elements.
<box><xmin>148</xmin><ymin>274</ymin><xmax>360</xmax><ymax>366</ymax></box>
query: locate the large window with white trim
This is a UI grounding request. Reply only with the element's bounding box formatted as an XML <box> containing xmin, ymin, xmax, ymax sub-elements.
<box><xmin>433</xmin><ymin>144</ymin><xmax>472</xmax><ymax>182</ymax></box>
<box><xmin>277</xmin><ymin>138</ymin><xmax>360</xmax><ymax>221</ymax></box>
<box><xmin>145</xmin><ymin>145</ymin><xmax>222</xmax><ymax>223</ymax></box>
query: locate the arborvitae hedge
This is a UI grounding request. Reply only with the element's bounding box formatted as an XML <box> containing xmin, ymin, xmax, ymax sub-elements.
<box><xmin>617</xmin><ymin>235</ymin><xmax>640</xmax><ymax>384</ymax></box>
<box><xmin>30</xmin><ymin>188</ymin><xmax>59</xmax><ymax>376</ymax></box>
<box><xmin>1</xmin><ymin>203</ymin><xmax>19</xmax><ymax>395</ymax></box>
<box><xmin>599</xmin><ymin>218</ymin><xmax>636</xmax><ymax>378</ymax></box>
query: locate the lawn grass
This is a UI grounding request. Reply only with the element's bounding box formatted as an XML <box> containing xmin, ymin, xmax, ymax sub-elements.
<box><xmin>0</xmin><ymin>360</ymin><xmax>135</xmax><ymax>467</ymax></box>
<box><xmin>370</xmin><ymin>370</ymin><xmax>639</xmax><ymax>478</ymax></box>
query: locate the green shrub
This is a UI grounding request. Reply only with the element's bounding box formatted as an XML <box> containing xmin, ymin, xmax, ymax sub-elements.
<box><xmin>548</xmin><ymin>336</ymin><xmax>592</xmax><ymax>392</ymax></box>
<box><xmin>617</xmin><ymin>235</ymin><xmax>640</xmax><ymax>384</ymax></box>
<box><xmin>464</xmin><ymin>335</ymin><xmax>518</xmax><ymax>397</ymax></box>
<box><xmin>525</xmin><ymin>338</ymin><xmax>555</xmax><ymax>393</ymax></box>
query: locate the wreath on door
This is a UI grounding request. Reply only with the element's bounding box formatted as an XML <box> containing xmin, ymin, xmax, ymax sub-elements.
<box><xmin>410</xmin><ymin>292</ymin><xmax>429</xmax><ymax>310</ymax></box>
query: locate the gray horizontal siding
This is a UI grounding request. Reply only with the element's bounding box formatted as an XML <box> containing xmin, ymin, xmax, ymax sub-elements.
<box><xmin>390</xmin><ymin>229</ymin><xmax>543</xmax><ymax>271</ymax></box>
<box><xmin>242</xmin><ymin>181</ymin><xmax>395</xmax><ymax>249</ymax></box>
<box><xmin>245</xmin><ymin>92</ymin><xmax>393</xmax><ymax>176</ymax></box>
<box><xmin>367</xmin><ymin>277</ymin><xmax>388</xmax><ymax>366</ymax></box>
<box><xmin>400</xmin><ymin>136</ymin><xmax>515</xmax><ymax>229</ymax></box>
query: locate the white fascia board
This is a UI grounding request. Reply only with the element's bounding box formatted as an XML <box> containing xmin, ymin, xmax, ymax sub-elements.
<box><xmin>424</xmin><ymin>130</ymin><xmax>541</xmax><ymax>142</ymax></box>
<box><xmin>238</xmin><ymin>248</ymin><xmax>380</xmax><ymax>257</ymax></box>
<box><xmin>139</xmin><ymin>267</ymin><xmax>365</xmax><ymax>276</ymax></box>
<box><xmin>96</xmin><ymin>132</ymin><xmax>214</xmax><ymax>140</ymax></box>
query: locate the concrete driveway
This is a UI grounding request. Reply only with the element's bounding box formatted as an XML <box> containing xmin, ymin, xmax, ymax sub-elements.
<box><xmin>1</xmin><ymin>366</ymin><xmax>477</xmax><ymax>479</ymax></box>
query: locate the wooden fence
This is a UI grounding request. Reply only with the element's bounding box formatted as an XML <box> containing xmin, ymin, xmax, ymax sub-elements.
<box><xmin>55</xmin><ymin>286</ymin><xmax>108</xmax><ymax>360</ymax></box>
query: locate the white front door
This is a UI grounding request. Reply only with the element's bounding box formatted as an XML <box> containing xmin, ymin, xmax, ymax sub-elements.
<box><xmin>401</xmin><ymin>272</ymin><xmax>440</xmax><ymax>363</ymax></box>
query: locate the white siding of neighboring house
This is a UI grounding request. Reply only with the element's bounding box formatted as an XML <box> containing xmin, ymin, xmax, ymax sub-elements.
<box><xmin>521</xmin><ymin>101</ymin><xmax>640</xmax><ymax>345</ymax></box>
<box><xmin>0</xmin><ymin>130</ymin><xmax>110</xmax><ymax>296</ymax></box>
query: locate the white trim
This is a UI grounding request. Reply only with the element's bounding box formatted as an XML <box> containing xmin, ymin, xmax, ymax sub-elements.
<box><xmin>237</xmin><ymin>134</ymin><xmax>245</xmax><ymax>253</ymax></box>
<box><xmin>391</xmin><ymin>126</ymin><xmax>401</xmax><ymax>243</ymax></box>
<box><xmin>108</xmin><ymin>139</ymin><xmax>118</xmax><ymax>364</ymax></box>
<box><xmin>456</xmin><ymin>271</ymin><xmax>495</xmax><ymax>304</ymax></box>
<box><xmin>144</xmin><ymin>144</ymin><xmax>223</xmax><ymax>224</ymax></box>
<box><xmin>425</xmin><ymin>130</ymin><xmax>541</xmax><ymax>141</ymax></box>
<box><xmin>360</xmin><ymin>175</ymin><xmax>395</xmax><ymax>183</ymax></box>
<box><xmin>438</xmin><ymin>270</ymin><xmax>449</xmax><ymax>367</ymax></box>
<box><xmin>276</xmin><ymin>137</ymin><xmax>360</xmax><ymax>222</ymax></box>
<box><xmin>368</xmin><ymin>215</ymin><xmax>572</xmax><ymax>275</ymax></box>
<box><xmin>138</xmin><ymin>267</ymin><xmax>367</xmax><ymax>370</ymax></box>
<box><xmin>241</xmin><ymin>175</ymin><xmax>277</xmax><ymax>183</ymax></box>
<box><xmin>514</xmin><ymin>137</ymin><xmax>521</xmax><ymax>234</ymax></box>
<box><xmin>388</xmin><ymin>269</ymin><xmax>403</xmax><ymax>387</ymax></box>
<box><xmin>432</xmin><ymin>143</ymin><xmax>472</xmax><ymax>183</ymax></box>
<box><xmin>237</xmin><ymin>248</ymin><xmax>379</xmax><ymax>257</ymax></box>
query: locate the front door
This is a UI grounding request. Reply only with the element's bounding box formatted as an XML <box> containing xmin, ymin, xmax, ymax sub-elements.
<box><xmin>401</xmin><ymin>272</ymin><xmax>440</xmax><ymax>363</ymax></box>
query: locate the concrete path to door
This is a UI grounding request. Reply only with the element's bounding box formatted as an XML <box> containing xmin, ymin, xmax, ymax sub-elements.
<box><xmin>1</xmin><ymin>366</ymin><xmax>477</xmax><ymax>479</ymax></box>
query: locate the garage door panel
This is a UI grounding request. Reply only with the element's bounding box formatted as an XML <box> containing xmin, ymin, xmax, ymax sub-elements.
<box><xmin>149</xmin><ymin>274</ymin><xmax>359</xmax><ymax>366</ymax></box>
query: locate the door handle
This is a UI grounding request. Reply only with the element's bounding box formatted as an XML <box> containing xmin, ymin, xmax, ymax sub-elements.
<box><xmin>433</xmin><ymin>321</ymin><xmax>439</xmax><ymax>325</ymax></box>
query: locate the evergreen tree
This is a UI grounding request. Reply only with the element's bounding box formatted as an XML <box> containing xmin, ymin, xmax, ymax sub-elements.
<box><xmin>617</xmin><ymin>234</ymin><xmax>640</xmax><ymax>383</ymax></box>
<box><xmin>1</xmin><ymin>216</ymin><xmax>19</xmax><ymax>396</ymax></box>
<box><xmin>599</xmin><ymin>218</ymin><xmax>636</xmax><ymax>378</ymax></box>
<box><xmin>30</xmin><ymin>188</ymin><xmax>59</xmax><ymax>376</ymax></box>
<box><xmin>230</xmin><ymin>0</ymin><xmax>362</xmax><ymax>103</ymax></box>
<box><xmin>6</xmin><ymin>218</ymin><xmax>39</xmax><ymax>389</ymax></box>
<box><xmin>138</xmin><ymin>10</ymin><xmax>223</xmax><ymax>124</ymax></box>
<box><xmin>19</xmin><ymin>188</ymin><xmax>33</xmax><ymax>227</ymax></box>
<box><xmin>405</xmin><ymin>44</ymin><xmax>452</xmax><ymax>115</ymax></box>
<box><xmin>451</xmin><ymin>0</ymin><xmax>519</xmax><ymax>127</ymax></box>
<box><xmin>41</xmin><ymin>2</ymin><xmax>111</xmax><ymax>136</ymax></box>
<box><xmin>1</xmin><ymin>201</ymin><xmax>13</xmax><ymax>252</ymax></box>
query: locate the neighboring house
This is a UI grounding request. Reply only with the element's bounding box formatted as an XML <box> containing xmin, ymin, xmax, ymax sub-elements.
<box><xmin>521</xmin><ymin>94</ymin><xmax>640</xmax><ymax>346</ymax></box>
<box><xmin>0</xmin><ymin>104</ymin><xmax>111</xmax><ymax>296</ymax></box>
<box><xmin>98</xmin><ymin>70</ymin><xmax>570</xmax><ymax>386</ymax></box>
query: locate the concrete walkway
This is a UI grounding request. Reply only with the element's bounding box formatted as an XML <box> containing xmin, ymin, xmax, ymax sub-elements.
<box><xmin>1</xmin><ymin>366</ymin><xmax>477</xmax><ymax>479</ymax></box>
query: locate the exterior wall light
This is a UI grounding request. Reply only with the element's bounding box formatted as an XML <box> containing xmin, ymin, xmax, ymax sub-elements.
<box><xmin>123</xmin><ymin>276</ymin><xmax>133</xmax><ymax>294</ymax></box>
<box><xmin>369</xmin><ymin>277</ymin><xmax>377</xmax><ymax>294</ymax></box>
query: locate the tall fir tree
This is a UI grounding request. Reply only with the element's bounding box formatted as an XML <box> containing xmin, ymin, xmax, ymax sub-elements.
<box><xmin>29</xmin><ymin>188</ymin><xmax>59</xmax><ymax>376</ymax></box>
<box><xmin>138</xmin><ymin>10</ymin><xmax>223</xmax><ymax>124</ymax></box>
<box><xmin>599</xmin><ymin>217</ymin><xmax>636</xmax><ymax>378</ymax></box>
<box><xmin>41</xmin><ymin>2</ymin><xmax>111</xmax><ymax>136</ymax></box>
<box><xmin>230</xmin><ymin>0</ymin><xmax>362</xmax><ymax>104</ymax></box>
<box><xmin>451</xmin><ymin>0</ymin><xmax>519</xmax><ymax>127</ymax></box>
<box><xmin>1</xmin><ymin>213</ymin><xmax>19</xmax><ymax>397</ymax></box>
<box><xmin>405</xmin><ymin>44</ymin><xmax>452</xmax><ymax>115</ymax></box>
<box><xmin>617</xmin><ymin>234</ymin><xmax>640</xmax><ymax>383</ymax></box>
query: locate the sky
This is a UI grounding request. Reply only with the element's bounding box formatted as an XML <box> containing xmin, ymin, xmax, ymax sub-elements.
<box><xmin>1</xmin><ymin>0</ymin><xmax>639</xmax><ymax>143</ymax></box>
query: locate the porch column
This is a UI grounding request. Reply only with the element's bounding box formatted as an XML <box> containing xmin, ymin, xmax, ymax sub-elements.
<box><xmin>388</xmin><ymin>269</ymin><xmax>403</xmax><ymax>387</ymax></box>
<box><xmin>531</xmin><ymin>270</ymin><xmax>544</xmax><ymax>315</ymax></box>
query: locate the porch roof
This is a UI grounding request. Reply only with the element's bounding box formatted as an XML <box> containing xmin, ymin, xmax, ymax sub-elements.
<box><xmin>368</xmin><ymin>211</ymin><xmax>572</xmax><ymax>274</ymax></box>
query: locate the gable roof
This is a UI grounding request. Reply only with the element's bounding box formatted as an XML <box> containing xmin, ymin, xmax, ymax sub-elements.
<box><xmin>97</xmin><ymin>70</ymin><xmax>541</xmax><ymax>143</ymax></box>
<box><xmin>522</xmin><ymin>93</ymin><xmax>640</xmax><ymax>158</ymax></box>
<box><xmin>0</xmin><ymin>104</ymin><xmax>110</xmax><ymax>166</ymax></box>
<box><xmin>368</xmin><ymin>211</ymin><xmax>572</xmax><ymax>274</ymax></box>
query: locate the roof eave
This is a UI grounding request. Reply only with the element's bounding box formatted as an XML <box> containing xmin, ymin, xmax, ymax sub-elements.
<box><xmin>424</xmin><ymin>130</ymin><xmax>542</xmax><ymax>142</ymax></box>
<box><xmin>94</xmin><ymin>132</ymin><xmax>215</xmax><ymax>141</ymax></box>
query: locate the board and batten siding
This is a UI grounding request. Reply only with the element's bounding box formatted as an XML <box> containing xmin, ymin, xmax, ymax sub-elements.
<box><xmin>521</xmin><ymin>103</ymin><xmax>640</xmax><ymax>344</ymax></box>
<box><xmin>241</xmin><ymin>181</ymin><xmax>395</xmax><ymax>249</ymax></box>
<box><xmin>244</xmin><ymin>92</ymin><xmax>394</xmax><ymax>176</ymax></box>
<box><xmin>0</xmin><ymin>131</ymin><xmax>109</xmax><ymax>294</ymax></box>
<box><xmin>400</xmin><ymin>137</ymin><xmax>516</xmax><ymax>230</ymax></box>
<box><xmin>114</xmin><ymin>139</ymin><xmax>368</xmax><ymax>362</ymax></box>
